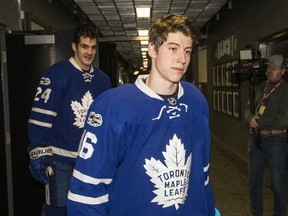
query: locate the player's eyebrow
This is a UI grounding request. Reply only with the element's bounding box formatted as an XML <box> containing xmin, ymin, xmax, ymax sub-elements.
<box><xmin>166</xmin><ymin>42</ymin><xmax>192</xmax><ymax>50</ymax></box>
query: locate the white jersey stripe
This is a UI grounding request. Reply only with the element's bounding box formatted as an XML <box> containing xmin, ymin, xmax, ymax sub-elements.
<box><xmin>204</xmin><ymin>176</ymin><xmax>210</xmax><ymax>186</ymax></box>
<box><xmin>73</xmin><ymin>169</ymin><xmax>112</xmax><ymax>185</ymax></box>
<box><xmin>51</xmin><ymin>146</ymin><xmax>78</xmax><ymax>158</ymax></box>
<box><xmin>32</xmin><ymin>107</ymin><xmax>57</xmax><ymax>116</ymax></box>
<box><xmin>68</xmin><ymin>190</ymin><xmax>109</xmax><ymax>205</ymax></box>
<box><xmin>28</xmin><ymin>119</ymin><xmax>52</xmax><ymax>128</ymax></box>
<box><xmin>203</xmin><ymin>163</ymin><xmax>210</xmax><ymax>172</ymax></box>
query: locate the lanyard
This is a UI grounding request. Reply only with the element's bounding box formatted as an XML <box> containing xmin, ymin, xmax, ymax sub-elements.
<box><xmin>262</xmin><ymin>79</ymin><xmax>283</xmax><ymax>105</ymax></box>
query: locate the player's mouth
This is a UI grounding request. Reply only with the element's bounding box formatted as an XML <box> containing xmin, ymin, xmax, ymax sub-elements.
<box><xmin>84</xmin><ymin>55</ymin><xmax>93</xmax><ymax>60</ymax></box>
<box><xmin>172</xmin><ymin>67</ymin><xmax>185</xmax><ymax>73</ymax></box>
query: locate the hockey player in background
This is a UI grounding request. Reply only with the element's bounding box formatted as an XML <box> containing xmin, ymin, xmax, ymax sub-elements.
<box><xmin>67</xmin><ymin>14</ymin><xmax>220</xmax><ymax>216</ymax></box>
<box><xmin>27</xmin><ymin>25</ymin><xmax>111</xmax><ymax>216</ymax></box>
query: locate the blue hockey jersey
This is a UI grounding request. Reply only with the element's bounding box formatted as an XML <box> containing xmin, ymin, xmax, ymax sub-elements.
<box><xmin>28</xmin><ymin>58</ymin><xmax>111</xmax><ymax>163</ymax></box>
<box><xmin>67</xmin><ymin>75</ymin><xmax>215</xmax><ymax>215</ymax></box>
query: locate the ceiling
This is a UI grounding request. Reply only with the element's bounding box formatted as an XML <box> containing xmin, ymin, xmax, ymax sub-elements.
<box><xmin>67</xmin><ymin>0</ymin><xmax>230</xmax><ymax>71</ymax></box>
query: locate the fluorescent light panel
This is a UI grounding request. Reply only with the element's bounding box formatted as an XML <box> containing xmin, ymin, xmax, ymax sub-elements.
<box><xmin>138</xmin><ymin>30</ymin><xmax>149</xmax><ymax>36</ymax></box>
<box><xmin>143</xmin><ymin>61</ymin><xmax>148</xmax><ymax>68</ymax></box>
<box><xmin>136</xmin><ymin>8</ymin><xmax>150</xmax><ymax>18</ymax></box>
<box><xmin>140</xmin><ymin>40</ymin><xmax>148</xmax><ymax>45</ymax></box>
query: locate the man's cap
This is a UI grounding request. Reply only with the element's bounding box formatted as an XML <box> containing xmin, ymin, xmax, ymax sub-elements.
<box><xmin>266</xmin><ymin>54</ymin><xmax>286</xmax><ymax>69</ymax></box>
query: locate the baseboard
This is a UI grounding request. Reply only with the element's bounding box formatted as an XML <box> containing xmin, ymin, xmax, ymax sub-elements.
<box><xmin>212</xmin><ymin>135</ymin><xmax>248</xmax><ymax>178</ymax></box>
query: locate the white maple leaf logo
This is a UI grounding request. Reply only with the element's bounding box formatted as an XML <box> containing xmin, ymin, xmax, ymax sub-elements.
<box><xmin>71</xmin><ymin>91</ymin><xmax>94</xmax><ymax>128</ymax></box>
<box><xmin>144</xmin><ymin>134</ymin><xmax>192</xmax><ymax>210</ymax></box>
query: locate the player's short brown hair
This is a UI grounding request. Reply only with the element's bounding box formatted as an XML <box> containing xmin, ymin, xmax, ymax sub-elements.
<box><xmin>149</xmin><ymin>14</ymin><xmax>201</xmax><ymax>52</ymax></box>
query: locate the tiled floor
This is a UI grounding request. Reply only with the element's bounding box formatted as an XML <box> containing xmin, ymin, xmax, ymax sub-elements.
<box><xmin>210</xmin><ymin>145</ymin><xmax>280</xmax><ymax>216</ymax></box>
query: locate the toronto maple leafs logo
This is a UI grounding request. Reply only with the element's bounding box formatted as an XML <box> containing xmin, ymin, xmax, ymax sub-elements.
<box><xmin>144</xmin><ymin>134</ymin><xmax>192</xmax><ymax>210</ymax></box>
<box><xmin>71</xmin><ymin>91</ymin><xmax>94</xmax><ymax>128</ymax></box>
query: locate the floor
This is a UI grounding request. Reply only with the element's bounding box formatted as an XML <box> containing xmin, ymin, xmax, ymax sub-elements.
<box><xmin>210</xmin><ymin>145</ymin><xmax>279</xmax><ymax>216</ymax></box>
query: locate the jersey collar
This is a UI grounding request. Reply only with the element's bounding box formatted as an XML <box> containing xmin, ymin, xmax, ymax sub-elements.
<box><xmin>69</xmin><ymin>57</ymin><xmax>94</xmax><ymax>73</ymax></box>
<box><xmin>135</xmin><ymin>75</ymin><xmax>184</xmax><ymax>100</ymax></box>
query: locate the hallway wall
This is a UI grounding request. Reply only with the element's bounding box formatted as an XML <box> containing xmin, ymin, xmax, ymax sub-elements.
<box><xmin>0</xmin><ymin>1</ymin><xmax>84</xmax><ymax>215</ymax></box>
<box><xmin>0</xmin><ymin>0</ymin><xmax>20</xmax><ymax>30</ymax></box>
<box><xmin>205</xmin><ymin>0</ymin><xmax>288</xmax><ymax>175</ymax></box>
<box><xmin>0</xmin><ymin>0</ymin><xmax>80</xmax><ymax>31</ymax></box>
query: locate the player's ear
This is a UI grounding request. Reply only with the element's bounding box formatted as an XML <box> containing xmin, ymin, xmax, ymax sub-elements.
<box><xmin>71</xmin><ymin>42</ymin><xmax>77</xmax><ymax>52</ymax></box>
<box><xmin>281</xmin><ymin>68</ymin><xmax>285</xmax><ymax>76</ymax></box>
<box><xmin>148</xmin><ymin>43</ymin><xmax>156</xmax><ymax>59</ymax></box>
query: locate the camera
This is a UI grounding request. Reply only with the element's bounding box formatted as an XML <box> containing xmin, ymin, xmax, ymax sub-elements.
<box><xmin>232</xmin><ymin>47</ymin><xmax>268</xmax><ymax>86</ymax></box>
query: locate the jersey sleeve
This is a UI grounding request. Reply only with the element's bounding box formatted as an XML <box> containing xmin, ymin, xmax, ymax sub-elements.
<box><xmin>27</xmin><ymin>65</ymin><xmax>64</xmax><ymax>149</ymax></box>
<box><xmin>67</xmin><ymin>93</ymin><xmax>126</xmax><ymax>215</ymax></box>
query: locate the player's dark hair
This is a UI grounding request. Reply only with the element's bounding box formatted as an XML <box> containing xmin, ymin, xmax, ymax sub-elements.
<box><xmin>73</xmin><ymin>25</ymin><xmax>98</xmax><ymax>45</ymax></box>
<box><xmin>149</xmin><ymin>14</ymin><xmax>201</xmax><ymax>52</ymax></box>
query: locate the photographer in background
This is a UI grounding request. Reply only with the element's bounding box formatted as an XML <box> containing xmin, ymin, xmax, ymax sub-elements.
<box><xmin>247</xmin><ymin>54</ymin><xmax>288</xmax><ymax>216</ymax></box>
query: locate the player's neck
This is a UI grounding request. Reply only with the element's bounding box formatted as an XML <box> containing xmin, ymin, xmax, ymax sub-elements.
<box><xmin>145</xmin><ymin>75</ymin><xmax>178</xmax><ymax>96</ymax></box>
<box><xmin>82</xmin><ymin>66</ymin><xmax>91</xmax><ymax>73</ymax></box>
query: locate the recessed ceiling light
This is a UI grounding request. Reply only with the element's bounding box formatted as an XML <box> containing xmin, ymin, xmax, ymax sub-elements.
<box><xmin>136</xmin><ymin>8</ymin><xmax>150</xmax><ymax>18</ymax></box>
<box><xmin>140</xmin><ymin>40</ymin><xmax>149</xmax><ymax>45</ymax></box>
<box><xmin>138</xmin><ymin>30</ymin><xmax>149</xmax><ymax>36</ymax></box>
<box><xmin>143</xmin><ymin>61</ymin><xmax>148</xmax><ymax>68</ymax></box>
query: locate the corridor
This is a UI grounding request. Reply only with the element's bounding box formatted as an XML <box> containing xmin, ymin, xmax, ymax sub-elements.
<box><xmin>211</xmin><ymin>145</ymin><xmax>278</xmax><ymax>216</ymax></box>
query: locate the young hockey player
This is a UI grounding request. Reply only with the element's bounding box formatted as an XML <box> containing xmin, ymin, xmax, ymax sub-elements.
<box><xmin>27</xmin><ymin>25</ymin><xmax>111</xmax><ymax>216</ymax></box>
<box><xmin>67</xmin><ymin>14</ymin><xmax>220</xmax><ymax>216</ymax></box>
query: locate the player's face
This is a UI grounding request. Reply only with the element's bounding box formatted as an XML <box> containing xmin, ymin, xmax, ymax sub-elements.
<box><xmin>266</xmin><ymin>66</ymin><xmax>284</xmax><ymax>82</ymax></box>
<box><xmin>72</xmin><ymin>36</ymin><xmax>97</xmax><ymax>70</ymax></box>
<box><xmin>148</xmin><ymin>32</ymin><xmax>193</xmax><ymax>84</ymax></box>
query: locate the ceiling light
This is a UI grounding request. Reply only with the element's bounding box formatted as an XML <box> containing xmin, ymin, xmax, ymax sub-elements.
<box><xmin>140</xmin><ymin>40</ymin><xmax>148</xmax><ymax>45</ymax></box>
<box><xmin>143</xmin><ymin>61</ymin><xmax>148</xmax><ymax>68</ymax></box>
<box><xmin>141</xmin><ymin>47</ymin><xmax>148</xmax><ymax>52</ymax></box>
<box><xmin>138</xmin><ymin>30</ymin><xmax>149</xmax><ymax>36</ymax></box>
<box><xmin>136</xmin><ymin>8</ymin><xmax>150</xmax><ymax>18</ymax></box>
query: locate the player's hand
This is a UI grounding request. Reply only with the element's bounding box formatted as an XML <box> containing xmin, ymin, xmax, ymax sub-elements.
<box><xmin>28</xmin><ymin>145</ymin><xmax>55</xmax><ymax>184</ymax></box>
